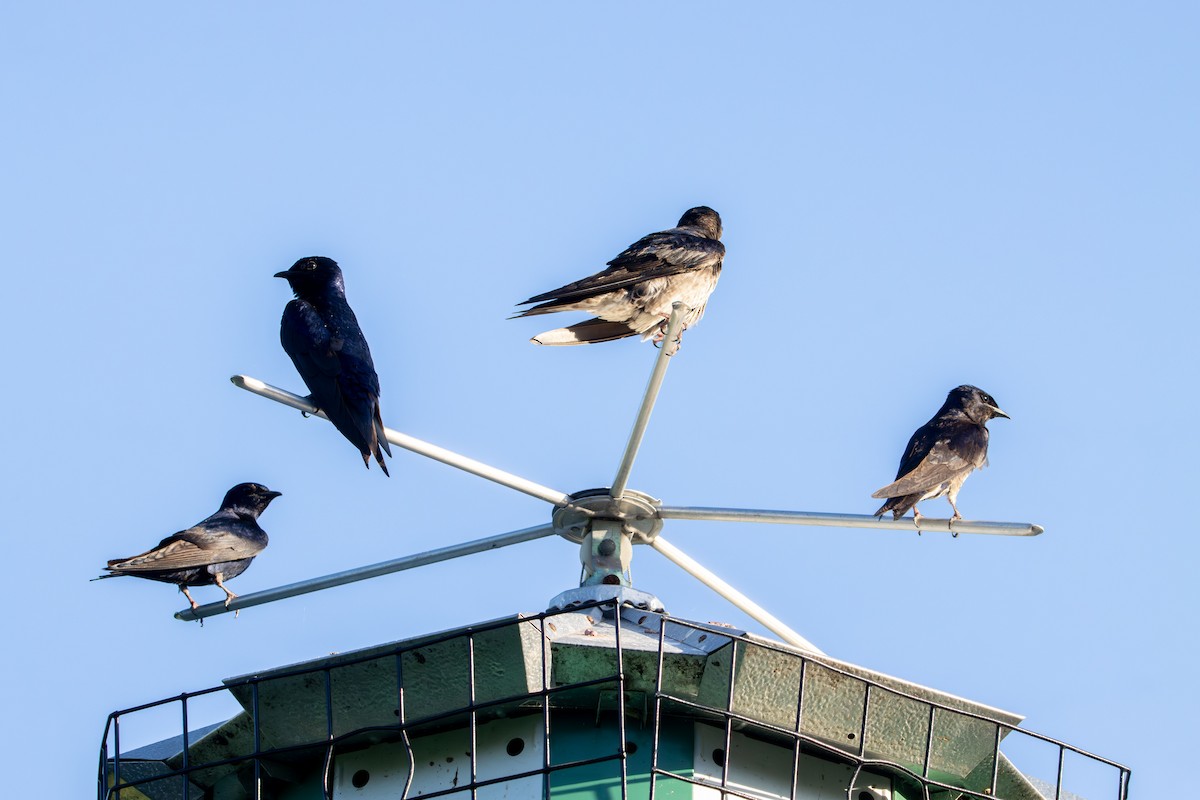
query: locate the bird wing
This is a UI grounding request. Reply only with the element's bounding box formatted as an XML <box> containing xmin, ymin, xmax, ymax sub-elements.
<box><xmin>871</xmin><ymin>427</ymin><xmax>988</xmax><ymax>498</ymax></box>
<box><xmin>107</xmin><ymin>523</ymin><xmax>264</xmax><ymax>572</ymax></box>
<box><xmin>281</xmin><ymin>301</ymin><xmax>389</xmax><ymax>463</ymax></box>
<box><xmin>331</xmin><ymin>358</ymin><xmax>390</xmax><ymax>451</ymax></box>
<box><xmin>518</xmin><ymin>230</ymin><xmax>724</xmax><ymax>309</ymax></box>
<box><xmin>280</xmin><ymin>300</ymin><xmax>344</xmax><ymax>379</ymax></box>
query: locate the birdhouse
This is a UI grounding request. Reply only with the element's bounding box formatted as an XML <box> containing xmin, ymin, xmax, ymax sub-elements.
<box><xmin>99</xmin><ymin>599</ymin><xmax>1128</xmax><ymax>799</ymax></box>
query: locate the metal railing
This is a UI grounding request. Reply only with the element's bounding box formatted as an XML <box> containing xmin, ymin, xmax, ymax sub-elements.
<box><xmin>647</xmin><ymin>617</ymin><xmax>1131</xmax><ymax>800</ymax></box>
<box><xmin>100</xmin><ymin>602</ymin><xmax>1129</xmax><ymax>800</ymax></box>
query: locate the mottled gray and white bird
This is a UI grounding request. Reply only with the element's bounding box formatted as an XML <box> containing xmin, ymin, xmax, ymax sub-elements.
<box><xmin>514</xmin><ymin>206</ymin><xmax>724</xmax><ymax>345</ymax></box>
<box><xmin>872</xmin><ymin>386</ymin><xmax>1009</xmax><ymax>522</ymax></box>
<box><xmin>96</xmin><ymin>483</ymin><xmax>281</xmax><ymax>609</ymax></box>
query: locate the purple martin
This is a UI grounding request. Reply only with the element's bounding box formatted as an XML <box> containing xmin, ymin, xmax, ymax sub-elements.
<box><xmin>514</xmin><ymin>206</ymin><xmax>724</xmax><ymax>345</ymax></box>
<box><xmin>276</xmin><ymin>256</ymin><xmax>392</xmax><ymax>475</ymax></box>
<box><xmin>97</xmin><ymin>483</ymin><xmax>281</xmax><ymax>609</ymax></box>
<box><xmin>872</xmin><ymin>386</ymin><xmax>1010</xmax><ymax>523</ymax></box>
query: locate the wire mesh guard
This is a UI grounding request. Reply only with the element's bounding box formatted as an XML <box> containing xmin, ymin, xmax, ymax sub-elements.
<box><xmin>99</xmin><ymin>601</ymin><xmax>1130</xmax><ymax>800</ymax></box>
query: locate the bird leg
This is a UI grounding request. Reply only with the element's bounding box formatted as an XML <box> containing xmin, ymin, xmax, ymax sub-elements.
<box><xmin>947</xmin><ymin>497</ymin><xmax>963</xmax><ymax>521</ymax></box>
<box><xmin>911</xmin><ymin>507</ymin><xmax>924</xmax><ymax>535</ymax></box>
<box><xmin>214</xmin><ymin>573</ymin><xmax>239</xmax><ymax>616</ymax></box>
<box><xmin>180</xmin><ymin>586</ymin><xmax>199</xmax><ymax>610</ymax></box>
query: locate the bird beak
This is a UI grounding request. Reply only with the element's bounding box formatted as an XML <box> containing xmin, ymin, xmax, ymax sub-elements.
<box><xmin>992</xmin><ymin>407</ymin><xmax>1011</xmax><ymax>420</ymax></box>
<box><xmin>266</xmin><ymin>491</ymin><xmax>283</xmax><ymax>499</ymax></box>
<box><xmin>273</xmin><ymin>271</ymin><xmax>291</xmax><ymax>279</ymax></box>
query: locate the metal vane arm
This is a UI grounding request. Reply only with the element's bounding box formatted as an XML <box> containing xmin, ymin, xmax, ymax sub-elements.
<box><xmin>231</xmin><ymin>375</ymin><xmax>571</xmax><ymax>506</ymax></box>
<box><xmin>658</xmin><ymin>506</ymin><xmax>1044</xmax><ymax>537</ymax></box>
<box><xmin>176</xmin><ymin>524</ymin><xmax>557</xmax><ymax>621</ymax></box>
<box><xmin>649</xmin><ymin>535</ymin><xmax>824</xmax><ymax>654</ymax></box>
<box><xmin>610</xmin><ymin>302</ymin><xmax>688</xmax><ymax>500</ymax></box>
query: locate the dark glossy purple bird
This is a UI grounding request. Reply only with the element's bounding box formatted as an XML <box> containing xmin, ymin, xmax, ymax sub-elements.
<box><xmin>873</xmin><ymin>386</ymin><xmax>1010</xmax><ymax>523</ymax></box>
<box><xmin>514</xmin><ymin>206</ymin><xmax>724</xmax><ymax>345</ymax></box>
<box><xmin>97</xmin><ymin>483</ymin><xmax>281</xmax><ymax>609</ymax></box>
<box><xmin>276</xmin><ymin>256</ymin><xmax>392</xmax><ymax>475</ymax></box>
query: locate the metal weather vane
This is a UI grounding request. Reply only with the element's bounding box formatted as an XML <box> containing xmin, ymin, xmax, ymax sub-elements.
<box><xmin>178</xmin><ymin>303</ymin><xmax>1041</xmax><ymax>654</ymax></box>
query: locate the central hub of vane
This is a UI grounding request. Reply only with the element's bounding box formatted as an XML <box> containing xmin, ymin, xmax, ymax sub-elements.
<box><xmin>552</xmin><ymin>488</ymin><xmax>664</xmax><ymax>590</ymax></box>
<box><xmin>552</xmin><ymin>487</ymin><xmax>663</xmax><ymax>545</ymax></box>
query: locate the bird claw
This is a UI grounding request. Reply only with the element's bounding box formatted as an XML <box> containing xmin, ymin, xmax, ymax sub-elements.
<box><xmin>300</xmin><ymin>395</ymin><xmax>320</xmax><ymax>418</ymax></box>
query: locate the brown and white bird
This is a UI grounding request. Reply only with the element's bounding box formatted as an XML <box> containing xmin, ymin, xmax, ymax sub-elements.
<box><xmin>514</xmin><ymin>206</ymin><xmax>724</xmax><ymax>345</ymax></box>
<box><xmin>873</xmin><ymin>386</ymin><xmax>1009</xmax><ymax>523</ymax></box>
<box><xmin>96</xmin><ymin>483</ymin><xmax>281</xmax><ymax>609</ymax></box>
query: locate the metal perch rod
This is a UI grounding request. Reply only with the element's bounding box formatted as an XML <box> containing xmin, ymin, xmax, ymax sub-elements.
<box><xmin>610</xmin><ymin>302</ymin><xmax>688</xmax><ymax>500</ymax></box>
<box><xmin>650</xmin><ymin>535</ymin><xmax>824</xmax><ymax>654</ymax></box>
<box><xmin>176</xmin><ymin>523</ymin><xmax>558</xmax><ymax>621</ymax></box>
<box><xmin>231</xmin><ymin>375</ymin><xmax>571</xmax><ymax>506</ymax></box>
<box><xmin>658</xmin><ymin>506</ymin><xmax>1044</xmax><ymax>537</ymax></box>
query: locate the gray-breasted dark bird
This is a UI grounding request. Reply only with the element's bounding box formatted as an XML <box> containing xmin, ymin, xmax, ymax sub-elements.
<box><xmin>872</xmin><ymin>386</ymin><xmax>1010</xmax><ymax>522</ymax></box>
<box><xmin>97</xmin><ymin>483</ymin><xmax>281</xmax><ymax>609</ymax></box>
<box><xmin>276</xmin><ymin>256</ymin><xmax>392</xmax><ymax>475</ymax></box>
<box><xmin>514</xmin><ymin>206</ymin><xmax>724</xmax><ymax>345</ymax></box>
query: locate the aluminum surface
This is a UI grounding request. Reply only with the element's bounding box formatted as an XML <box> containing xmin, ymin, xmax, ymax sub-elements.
<box><xmin>649</xmin><ymin>535</ymin><xmax>824</xmax><ymax>655</ymax></box>
<box><xmin>609</xmin><ymin>302</ymin><xmax>687</xmax><ymax>500</ymax></box>
<box><xmin>659</xmin><ymin>506</ymin><xmax>1044</xmax><ymax>537</ymax></box>
<box><xmin>176</xmin><ymin>524</ymin><xmax>556</xmax><ymax>621</ymax></box>
<box><xmin>231</xmin><ymin>375</ymin><xmax>571</xmax><ymax>506</ymax></box>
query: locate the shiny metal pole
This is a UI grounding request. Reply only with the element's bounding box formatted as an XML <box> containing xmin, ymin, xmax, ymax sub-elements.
<box><xmin>610</xmin><ymin>303</ymin><xmax>687</xmax><ymax>500</ymax></box>
<box><xmin>649</xmin><ymin>535</ymin><xmax>824</xmax><ymax>654</ymax></box>
<box><xmin>176</xmin><ymin>524</ymin><xmax>557</xmax><ymax>621</ymax></box>
<box><xmin>658</xmin><ymin>506</ymin><xmax>1044</xmax><ymax>537</ymax></box>
<box><xmin>231</xmin><ymin>375</ymin><xmax>571</xmax><ymax>506</ymax></box>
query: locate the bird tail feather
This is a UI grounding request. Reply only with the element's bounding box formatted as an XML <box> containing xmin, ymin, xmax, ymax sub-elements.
<box><xmin>531</xmin><ymin>318</ymin><xmax>637</xmax><ymax>346</ymax></box>
<box><xmin>373</xmin><ymin>403</ymin><xmax>392</xmax><ymax>458</ymax></box>
<box><xmin>873</xmin><ymin>496</ymin><xmax>911</xmax><ymax>520</ymax></box>
<box><xmin>509</xmin><ymin>301</ymin><xmax>565</xmax><ymax>319</ymax></box>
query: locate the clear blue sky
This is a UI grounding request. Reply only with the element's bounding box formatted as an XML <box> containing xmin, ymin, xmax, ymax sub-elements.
<box><xmin>2</xmin><ymin>3</ymin><xmax>1194</xmax><ymax>796</ymax></box>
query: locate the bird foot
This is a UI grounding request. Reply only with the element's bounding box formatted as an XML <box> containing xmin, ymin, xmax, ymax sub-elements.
<box><xmin>651</xmin><ymin>326</ymin><xmax>684</xmax><ymax>355</ymax></box>
<box><xmin>300</xmin><ymin>395</ymin><xmax>321</xmax><ymax>418</ymax></box>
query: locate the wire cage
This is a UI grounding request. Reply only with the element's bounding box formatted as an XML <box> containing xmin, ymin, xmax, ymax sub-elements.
<box><xmin>99</xmin><ymin>600</ymin><xmax>1129</xmax><ymax>800</ymax></box>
